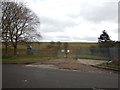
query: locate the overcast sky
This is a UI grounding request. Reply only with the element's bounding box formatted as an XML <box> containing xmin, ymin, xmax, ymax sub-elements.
<box><xmin>22</xmin><ymin>0</ymin><xmax>119</xmax><ymax>42</ymax></box>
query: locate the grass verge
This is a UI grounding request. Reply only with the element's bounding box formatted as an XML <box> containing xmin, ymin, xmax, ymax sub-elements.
<box><xmin>2</xmin><ymin>56</ymin><xmax>57</xmax><ymax>63</ymax></box>
<box><xmin>76</xmin><ymin>54</ymin><xmax>108</xmax><ymax>60</ymax></box>
<box><xmin>98</xmin><ymin>63</ymin><xmax>120</xmax><ymax>69</ymax></box>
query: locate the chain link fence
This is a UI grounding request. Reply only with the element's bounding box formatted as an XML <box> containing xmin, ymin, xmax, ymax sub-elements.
<box><xmin>2</xmin><ymin>48</ymin><xmax>58</xmax><ymax>57</ymax></box>
<box><xmin>76</xmin><ymin>47</ymin><xmax>120</xmax><ymax>61</ymax></box>
<box><xmin>2</xmin><ymin>47</ymin><xmax>120</xmax><ymax>62</ymax></box>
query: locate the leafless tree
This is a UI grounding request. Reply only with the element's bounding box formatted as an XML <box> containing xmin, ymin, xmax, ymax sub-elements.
<box><xmin>1</xmin><ymin>1</ymin><xmax>40</xmax><ymax>55</ymax></box>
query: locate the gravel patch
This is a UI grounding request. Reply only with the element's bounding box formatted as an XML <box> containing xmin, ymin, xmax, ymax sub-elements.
<box><xmin>25</xmin><ymin>64</ymin><xmax>58</xmax><ymax>69</ymax></box>
<box><xmin>28</xmin><ymin>58</ymin><xmax>113</xmax><ymax>73</ymax></box>
<box><xmin>77</xmin><ymin>59</ymin><xmax>108</xmax><ymax>65</ymax></box>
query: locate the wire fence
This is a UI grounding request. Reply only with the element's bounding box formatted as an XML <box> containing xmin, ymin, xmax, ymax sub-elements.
<box><xmin>2</xmin><ymin>48</ymin><xmax>58</xmax><ymax>57</ymax></box>
<box><xmin>2</xmin><ymin>47</ymin><xmax>120</xmax><ymax>62</ymax></box>
<box><xmin>76</xmin><ymin>47</ymin><xmax>120</xmax><ymax>61</ymax></box>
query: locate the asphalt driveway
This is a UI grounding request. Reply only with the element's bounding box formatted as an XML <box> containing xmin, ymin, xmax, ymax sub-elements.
<box><xmin>2</xmin><ymin>64</ymin><xmax>119</xmax><ymax>88</ymax></box>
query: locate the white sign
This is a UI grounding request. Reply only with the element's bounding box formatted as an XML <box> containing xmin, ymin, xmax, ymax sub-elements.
<box><xmin>61</xmin><ymin>49</ymin><xmax>65</xmax><ymax>52</ymax></box>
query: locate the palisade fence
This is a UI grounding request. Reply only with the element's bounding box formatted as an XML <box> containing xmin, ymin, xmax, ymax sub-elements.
<box><xmin>76</xmin><ymin>47</ymin><xmax>120</xmax><ymax>61</ymax></box>
<box><xmin>2</xmin><ymin>47</ymin><xmax>120</xmax><ymax>61</ymax></box>
<box><xmin>2</xmin><ymin>48</ymin><xmax>58</xmax><ymax>57</ymax></box>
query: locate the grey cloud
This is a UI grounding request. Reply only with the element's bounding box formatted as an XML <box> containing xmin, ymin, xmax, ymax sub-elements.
<box><xmin>56</xmin><ymin>36</ymin><xmax>97</xmax><ymax>42</ymax></box>
<box><xmin>41</xmin><ymin>35</ymin><xmax>53</xmax><ymax>41</ymax></box>
<box><xmin>57</xmin><ymin>35</ymin><xmax>71</xmax><ymax>39</ymax></box>
<box><xmin>55</xmin><ymin>35</ymin><xmax>72</xmax><ymax>41</ymax></box>
<box><xmin>40</xmin><ymin>16</ymin><xmax>77</xmax><ymax>32</ymax></box>
<box><xmin>118</xmin><ymin>2</ymin><xmax>120</xmax><ymax>31</ymax></box>
<box><xmin>41</xmin><ymin>24</ymin><xmax>60</xmax><ymax>32</ymax></box>
<box><xmin>68</xmin><ymin>14</ymin><xmax>80</xmax><ymax>19</ymax></box>
<box><xmin>112</xmin><ymin>29</ymin><xmax>118</xmax><ymax>33</ymax></box>
<box><xmin>32</xmin><ymin>0</ymin><xmax>45</xmax><ymax>3</ymax></box>
<box><xmin>81</xmin><ymin>37</ymin><xmax>97</xmax><ymax>41</ymax></box>
<box><xmin>73</xmin><ymin>36</ymin><xmax>97</xmax><ymax>42</ymax></box>
<box><xmin>37</xmin><ymin>1</ymin><xmax>118</xmax><ymax>42</ymax></box>
<box><xmin>41</xmin><ymin>35</ymin><xmax>72</xmax><ymax>42</ymax></box>
<box><xmin>41</xmin><ymin>34</ymin><xmax>98</xmax><ymax>42</ymax></box>
<box><xmin>70</xmin><ymin>2</ymin><xmax>118</xmax><ymax>23</ymax></box>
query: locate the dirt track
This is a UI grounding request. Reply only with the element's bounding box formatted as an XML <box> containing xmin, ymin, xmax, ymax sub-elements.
<box><xmin>30</xmin><ymin>58</ymin><xmax>113</xmax><ymax>73</ymax></box>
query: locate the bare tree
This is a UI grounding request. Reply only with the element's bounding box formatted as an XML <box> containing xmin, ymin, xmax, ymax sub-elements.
<box><xmin>1</xmin><ymin>2</ymin><xmax>11</xmax><ymax>54</ymax></box>
<box><xmin>1</xmin><ymin>1</ymin><xmax>40</xmax><ymax>55</ymax></box>
<box><xmin>0</xmin><ymin>3</ymin><xmax>2</xmax><ymax>41</ymax></box>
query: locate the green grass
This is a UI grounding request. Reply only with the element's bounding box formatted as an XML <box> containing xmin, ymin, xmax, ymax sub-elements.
<box><xmin>98</xmin><ymin>63</ymin><xmax>120</xmax><ymax>69</ymax></box>
<box><xmin>2</xmin><ymin>56</ymin><xmax>57</xmax><ymax>62</ymax></box>
<box><xmin>2</xmin><ymin>42</ymin><xmax>107</xmax><ymax>61</ymax></box>
<box><xmin>76</xmin><ymin>54</ymin><xmax>108</xmax><ymax>60</ymax></box>
<box><xmin>2</xmin><ymin>42</ymin><xmax>98</xmax><ymax>50</ymax></box>
<box><xmin>56</xmin><ymin>52</ymin><xmax>108</xmax><ymax>60</ymax></box>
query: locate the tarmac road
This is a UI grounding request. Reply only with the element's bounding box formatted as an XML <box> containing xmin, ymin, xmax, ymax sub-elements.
<box><xmin>2</xmin><ymin>64</ymin><xmax>119</xmax><ymax>88</ymax></box>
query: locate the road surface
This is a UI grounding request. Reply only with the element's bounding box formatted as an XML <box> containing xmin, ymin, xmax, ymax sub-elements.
<box><xmin>2</xmin><ymin>64</ymin><xmax>119</xmax><ymax>88</ymax></box>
